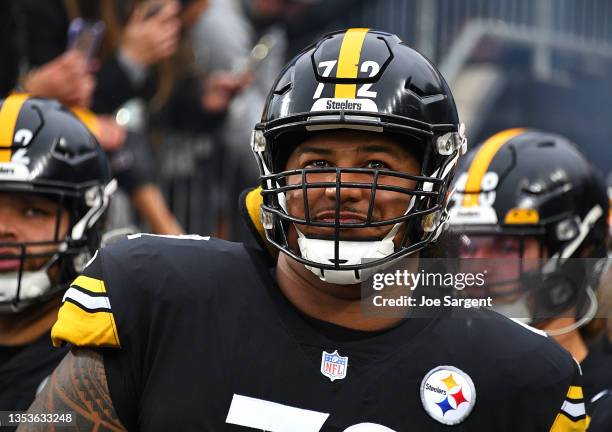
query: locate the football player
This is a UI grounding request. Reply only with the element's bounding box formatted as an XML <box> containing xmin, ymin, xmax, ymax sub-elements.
<box><xmin>24</xmin><ymin>30</ymin><xmax>587</xmax><ymax>431</ymax></box>
<box><xmin>448</xmin><ymin>129</ymin><xmax>610</xmax><ymax>428</ymax></box>
<box><xmin>0</xmin><ymin>94</ymin><xmax>114</xmax><ymax>412</ymax></box>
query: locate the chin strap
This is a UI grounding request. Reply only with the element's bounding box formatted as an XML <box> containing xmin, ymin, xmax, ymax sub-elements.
<box><xmin>296</xmin><ymin>222</ymin><xmax>402</xmax><ymax>285</ymax></box>
<box><xmin>544</xmin><ymin>286</ymin><xmax>598</xmax><ymax>337</ymax></box>
<box><xmin>0</xmin><ymin>266</ymin><xmax>53</xmax><ymax>303</ymax></box>
<box><xmin>493</xmin><ymin>286</ymin><xmax>598</xmax><ymax>336</ymax></box>
<box><xmin>295</xmin><ymin>195</ymin><xmax>419</xmax><ymax>285</ymax></box>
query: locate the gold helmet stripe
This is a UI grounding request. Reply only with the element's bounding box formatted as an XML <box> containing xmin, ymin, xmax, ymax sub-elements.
<box><xmin>334</xmin><ymin>28</ymin><xmax>370</xmax><ymax>99</ymax></box>
<box><xmin>462</xmin><ymin>128</ymin><xmax>526</xmax><ymax>207</ymax></box>
<box><xmin>70</xmin><ymin>106</ymin><xmax>100</xmax><ymax>136</ymax></box>
<box><xmin>0</xmin><ymin>93</ymin><xmax>30</xmax><ymax>162</ymax></box>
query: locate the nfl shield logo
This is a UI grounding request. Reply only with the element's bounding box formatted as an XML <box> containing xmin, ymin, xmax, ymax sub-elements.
<box><xmin>320</xmin><ymin>350</ymin><xmax>348</xmax><ymax>381</ymax></box>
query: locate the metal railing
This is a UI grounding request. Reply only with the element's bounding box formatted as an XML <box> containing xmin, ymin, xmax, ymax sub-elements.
<box><xmin>340</xmin><ymin>0</ymin><xmax>612</xmax><ymax>62</ymax></box>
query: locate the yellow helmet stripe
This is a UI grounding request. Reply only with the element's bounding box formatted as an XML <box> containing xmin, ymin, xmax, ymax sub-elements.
<box><xmin>70</xmin><ymin>106</ymin><xmax>100</xmax><ymax>136</ymax></box>
<box><xmin>334</xmin><ymin>28</ymin><xmax>370</xmax><ymax>99</ymax></box>
<box><xmin>0</xmin><ymin>93</ymin><xmax>30</xmax><ymax>162</ymax></box>
<box><xmin>462</xmin><ymin>128</ymin><xmax>526</xmax><ymax>207</ymax></box>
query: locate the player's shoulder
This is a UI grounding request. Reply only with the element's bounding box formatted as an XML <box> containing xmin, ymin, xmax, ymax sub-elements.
<box><xmin>442</xmin><ymin>307</ymin><xmax>576</xmax><ymax>382</ymax></box>
<box><xmin>105</xmin><ymin>232</ymin><xmax>242</xmax><ymax>264</ymax></box>
<box><xmin>101</xmin><ymin>233</ymin><xmax>269</xmax><ymax>297</ymax></box>
<box><xmin>102</xmin><ymin>233</ymin><xmax>264</xmax><ymax>280</ymax></box>
<box><xmin>51</xmin><ymin>234</ymin><xmax>268</xmax><ymax>349</ymax></box>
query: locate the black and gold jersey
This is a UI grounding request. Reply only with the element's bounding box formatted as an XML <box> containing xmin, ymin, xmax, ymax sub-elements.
<box><xmin>52</xmin><ymin>234</ymin><xmax>588</xmax><ymax>431</ymax></box>
<box><xmin>589</xmin><ymin>389</ymin><xmax>612</xmax><ymax>432</ymax></box>
<box><xmin>582</xmin><ymin>340</ymin><xmax>612</xmax><ymax>403</ymax></box>
<box><xmin>581</xmin><ymin>341</ymin><xmax>612</xmax><ymax>431</ymax></box>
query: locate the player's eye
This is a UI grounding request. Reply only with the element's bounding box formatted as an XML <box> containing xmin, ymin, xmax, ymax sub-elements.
<box><xmin>23</xmin><ymin>207</ymin><xmax>53</xmax><ymax>218</ymax></box>
<box><xmin>365</xmin><ymin>160</ymin><xmax>389</xmax><ymax>169</ymax></box>
<box><xmin>305</xmin><ymin>160</ymin><xmax>331</xmax><ymax>168</ymax></box>
<box><xmin>499</xmin><ymin>240</ymin><xmax>519</xmax><ymax>254</ymax></box>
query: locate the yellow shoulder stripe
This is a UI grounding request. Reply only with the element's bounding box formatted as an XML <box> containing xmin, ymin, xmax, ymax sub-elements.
<box><xmin>462</xmin><ymin>128</ymin><xmax>525</xmax><ymax>207</ymax></box>
<box><xmin>549</xmin><ymin>413</ymin><xmax>589</xmax><ymax>432</ymax></box>
<box><xmin>72</xmin><ymin>275</ymin><xmax>107</xmax><ymax>294</ymax></box>
<box><xmin>51</xmin><ymin>301</ymin><xmax>120</xmax><ymax>348</ymax></box>
<box><xmin>566</xmin><ymin>386</ymin><xmax>583</xmax><ymax>400</ymax></box>
<box><xmin>335</xmin><ymin>28</ymin><xmax>369</xmax><ymax>98</ymax></box>
<box><xmin>0</xmin><ymin>93</ymin><xmax>30</xmax><ymax>162</ymax></box>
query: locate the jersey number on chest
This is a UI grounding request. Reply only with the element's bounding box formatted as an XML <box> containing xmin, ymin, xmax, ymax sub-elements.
<box><xmin>226</xmin><ymin>394</ymin><xmax>396</xmax><ymax>431</ymax></box>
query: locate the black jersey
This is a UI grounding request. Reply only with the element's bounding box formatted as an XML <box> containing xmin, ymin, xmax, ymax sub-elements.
<box><xmin>52</xmin><ymin>234</ymin><xmax>587</xmax><ymax>431</ymax></box>
<box><xmin>589</xmin><ymin>389</ymin><xmax>612</xmax><ymax>432</ymax></box>
<box><xmin>582</xmin><ymin>340</ymin><xmax>612</xmax><ymax>403</ymax></box>
<box><xmin>0</xmin><ymin>332</ymin><xmax>68</xmax><ymax>412</ymax></box>
<box><xmin>581</xmin><ymin>340</ymin><xmax>612</xmax><ymax>431</ymax></box>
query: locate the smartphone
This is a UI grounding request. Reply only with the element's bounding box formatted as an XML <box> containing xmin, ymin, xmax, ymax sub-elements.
<box><xmin>67</xmin><ymin>18</ymin><xmax>105</xmax><ymax>63</ymax></box>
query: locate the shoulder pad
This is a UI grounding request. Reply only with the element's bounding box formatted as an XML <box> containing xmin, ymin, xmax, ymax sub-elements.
<box><xmin>51</xmin><ymin>251</ymin><xmax>120</xmax><ymax>348</ymax></box>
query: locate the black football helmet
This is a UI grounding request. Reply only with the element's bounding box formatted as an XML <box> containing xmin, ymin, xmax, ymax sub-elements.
<box><xmin>0</xmin><ymin>94</ymin><xmax>114</xmax><ymax>313</ymax></box>
<box><xmin>252</xmin><ymin>28</ymin><xmax>466</xmax><ymax>284</ymax></box>
<box><xmin>448</xmin><ymin>129</ymin><xmax>609</xmax><ymax>334</ymax></box>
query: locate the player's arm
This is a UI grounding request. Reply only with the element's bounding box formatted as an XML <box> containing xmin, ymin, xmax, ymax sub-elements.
<box><xmin>547</xmin><ymin>360</ymin><xmax>589</xmax><ymax>432</ymax></box>
<box><xmin>17</xmin><ymin>348</ymin><xmax>126</xmax><ymax>432</ymax></box>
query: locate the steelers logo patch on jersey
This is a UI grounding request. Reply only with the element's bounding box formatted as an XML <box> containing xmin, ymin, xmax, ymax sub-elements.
<box><xmin>420</xmin><ymin>365</ymin><xmax>476</xmax><ymax>425</ymax></box>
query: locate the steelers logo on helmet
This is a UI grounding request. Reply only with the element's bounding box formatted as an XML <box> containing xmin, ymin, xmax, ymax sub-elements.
<box><xmin>420</xmin><ymin>365</ymin><xmax>476</xmax><ymax>425</ymax></box>
<box><xmin>252</xmin><ymin>28</ymin><xmax>467</xmax><ymax>285</ymax></box>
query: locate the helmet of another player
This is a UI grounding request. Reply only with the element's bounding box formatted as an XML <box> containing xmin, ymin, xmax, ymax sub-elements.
<box><xmin>252</xmin><ymin>28</ymin><xmax>466</xmax><ymax>284</ymax></box>
<box><xmin>448</xmin><ymin>129</ymin><xmax>609</xmax><ymax>334</ymax></box>
<box><xmin>0</xmin><ymin>94</ymin><xmax>115</xmax><ymax>313</ymax></box>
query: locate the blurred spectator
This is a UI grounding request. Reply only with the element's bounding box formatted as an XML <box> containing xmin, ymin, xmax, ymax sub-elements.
<box><xmin>192</xmin><ymin>0</ymin><xmax>290</xmax><ymax>239</ymax></box>
<box><xmin>191</xmin><ymin>0</ymin><xmax>358</xmax><ymax>240</ymax></box>
<box><xmin>22</xmin><ymin>51</ymin><xmax>94</xmax><ymax>107</ymax></box>
<box><xmin>94</xmin><ymin>0</ymin><xmax>253</xmax><ymax>235</ymax></box>
<box><xmin>93</xmin><ymin>1</ymin><xmax>182</xmax><ymax>114</ymax></box>
<box><xmin>17</xmin><ymin>0</ymin><xmax>184</xmax><ymax>236</ymax></box>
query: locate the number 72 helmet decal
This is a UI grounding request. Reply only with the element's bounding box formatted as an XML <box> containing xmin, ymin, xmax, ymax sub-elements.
<box><xmin>251</xmin><ymin>28</ymin><xmax>466</xmax><ymax>284</ymax></box>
